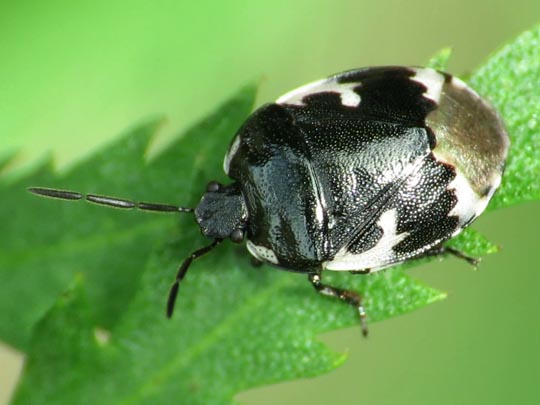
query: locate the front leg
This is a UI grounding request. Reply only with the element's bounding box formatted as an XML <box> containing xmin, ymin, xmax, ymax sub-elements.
<box><xmin>308</xmin><ymin>272</ymin><xmax>368</xmax><ymax>337</ymax></box>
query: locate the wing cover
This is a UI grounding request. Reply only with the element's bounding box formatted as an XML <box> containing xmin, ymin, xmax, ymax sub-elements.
<box><xmin>228</xmin><ymin>67</ymin><xmax>462</xmax><ymax>271</ymax></box>
<box><xmin>280</xmin><ymin>67</ymin><xmax>457</xmax><ymax>264</ymax></box>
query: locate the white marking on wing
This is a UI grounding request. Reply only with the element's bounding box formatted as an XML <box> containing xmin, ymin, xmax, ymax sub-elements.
<box><xmin>277</xmin><ymin>78</ymin><xmax>361</xmax><ymax>107</ymax></box>
<box><xmin>247</xmin><ymin>240</ymin><xmax>279</xmax><ymax>264</ymax></box>
<box><xmin>324</xmin><ymin>209</ymin><xmax>409</xmax><ymax>271</ymax></box>
<box><xmin>447</xmin><ymin>169</ymin><xmax>497</xmax><ymax>235</ymax></box>
<box><xmin>411</xmin><ymin>68</ymin><xmax>445</xmax><ymax>104</ymax></box>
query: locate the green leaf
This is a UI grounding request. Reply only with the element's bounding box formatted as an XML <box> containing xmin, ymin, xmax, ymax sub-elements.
<box><xmin>470</xmin><ymin>27</ymin><xmax>540</xmax><ymax>210</ymax></box>
<box><xmin>13</xmin><ymin>244</ymin><xmax>444</xmax><ymax>404</ymax></box>
<box><xmin>4</xmin><ymin>23</ymin><xmax>540</xmax><ymax>404</ymax></box>
<box><xmin>0</xmin><ymin>120</ymin><xmax>167</xmax><ymax>349</ymax></box>
<box><xmin>446</xmin><ymin>228</ymin><xmax>499</xmax><ymax>257</ymax></box>
<box><xmin>0</xmin><ymin>86</ymin><xmax>255</xmax><ymax>351</ymax></box>
<box><xmin>3</xmin><ymin>85</ymin><xmax>443</xmax><ymax>403</ymax></box>
<box><xmin>0</xmin><ymin>150</ymin><xmax>18</xmax><ymax>175</ymax></box>
<box><xmin>427</xmin><ymin>47</ymin><xmax>453</xmax><ymax>71</ymax></box>
<box><xmin>13</xmin><ymin>276</ymin><xmax>104</xmax><ymax>403</ymax></box>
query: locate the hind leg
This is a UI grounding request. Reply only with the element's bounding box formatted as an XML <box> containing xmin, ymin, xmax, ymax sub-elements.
<box><xmin>308</xmin><ymin>272</ymin><xmax>368</xmax><ymax>337</ymax></box>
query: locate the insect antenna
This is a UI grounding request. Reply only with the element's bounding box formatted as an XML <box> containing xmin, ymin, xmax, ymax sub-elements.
<box><xmin>167</xmin><ymin>238</ymin><xmax>223</xmax><ymax>318</ymax></box>
<box><xmin>28</xmin><ymin>187</ymin><xmax>194</xmax><ymax>213</ymax></box>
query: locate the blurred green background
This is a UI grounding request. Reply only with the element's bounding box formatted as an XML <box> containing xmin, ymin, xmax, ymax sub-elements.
<box><xmin>1</xmin><ymin>0</ymin><xmax>540</xmax><ymax>404</ymax></box>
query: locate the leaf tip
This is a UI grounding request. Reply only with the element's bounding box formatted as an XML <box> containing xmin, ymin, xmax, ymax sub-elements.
<box><xmin>332</xmin><ymin>351</ymin><xmax>349</xmax><ymax>368</ymax></box>
<box><xmin>427</xmin><ymin>47</ymin><xmax>453</xmax><ymax>71</ymax></box>
<box><xmin>0</xmin><ymin>149</ymin><xmax>20</xmax><ymax>175</ymax></box>
<box><xmin>56</xmin><ymin>273</ymin><xmax>87</xmax><ymax>306</ymax></box>
<box><xmin>431</xmin><ymin>290</ymin><xmax>448</xmax><ymax>303</ymax></box>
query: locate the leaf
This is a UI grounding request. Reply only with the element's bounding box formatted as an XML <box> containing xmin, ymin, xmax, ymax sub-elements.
<box><xmin>4</xmin><ymin>85</ymin><xmax>444</xmax><ymax>403</ymax></box>
<box><xmin>427</xmin><ymin>47</ymin><xmax>453</xmax><ymax>71</ymax></box>
<box><xmin>0</xmin><ymin>150</ymin><xmax>18</xmax><ymax>175</ymax></box>
<box><xmin>470</xmin><ymin>27</ymin><xmax>540</xmax><ymax>210</ymax></box>
<box><xmin>6</xmin><ymin>23</ymin><xmax>540</xmax><ymax>404</ymax></box>
<box><xmin>447</xmin><ymin>27</ymin><xmax>540</xmax><ymax>259</ymax></box>
<box><xmin>0</xmin><ymin>120</ymin><xmax>167</xmax><ymax>350</ymax></box>
<box><xmin>0</xmin><ymin>86</ymin><xmax>255</xmax><ymax>351</ymax></box>
<box><xmin>13</xmin><ymin>243</ymin><xmax>444</xmax><ymax>404</ymax></box>
<box><xmin>13</xmin><ymin>277</ymin><xmax>104</xmax><ymax>403</ymax></box>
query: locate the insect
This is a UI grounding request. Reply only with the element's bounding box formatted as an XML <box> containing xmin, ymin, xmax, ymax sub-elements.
<box><xmin>30</xmin><ymin>66</ymin><xmax>509</xmax><ymax>336</ymax></box>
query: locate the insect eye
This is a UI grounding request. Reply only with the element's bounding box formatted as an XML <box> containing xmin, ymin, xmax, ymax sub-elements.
<box><xmin>206</xmin><ymin>181</ymin><xmax>221</xmax><ymax>192</ymax></box>
<box><xmin>230</xmin><ymin>228</ymin><xmax>244</xmax><ymax>243</ymax></box>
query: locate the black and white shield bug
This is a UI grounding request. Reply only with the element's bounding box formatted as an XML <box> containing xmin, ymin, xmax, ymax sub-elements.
<box><xmin>30</xmin><ymin>66</ymin><xmax>509</xmax><ymax>336</ymax></box>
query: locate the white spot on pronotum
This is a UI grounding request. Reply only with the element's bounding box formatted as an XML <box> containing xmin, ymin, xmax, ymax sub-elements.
<box><xmin>314</xmin><ymin>200</ymin><xmax>325</xmax><ymax>223</ymax></box>
<box><xmin>304</xmin><ymin>163</ymin><xmax>326</xmax><ymax>224</ymax></box>
<box><xmin>324</xmin><ymin>209</ymin><xmax>409</xmax><ymax>271</ymax></box>
<box><xmin>247</xmin><ymin>241</ymin><xmax>279</xmax><ymax>264</ymax></box>
<box><xmin>411</xmin><ymin>68</ymin><xmax>445</xmax><ymax>104</ymax></box>
<box><xmin>277</xmin><ymin>78</ymin><xmax>361</xmax><ymax>107</ymax></box>
<box><xmin>223</xmin><ymin>135</ymin><xmax>241</xmax><ymax>174</ymax></box>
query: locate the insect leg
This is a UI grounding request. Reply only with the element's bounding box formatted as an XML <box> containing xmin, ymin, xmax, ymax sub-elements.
<box><xmin>308</xmin><ymin>272</ymin><xmax>368</xmax><ymax>337</ymax></box>
<box><xmin>425</xmin><ymin>245</ymin><xmax>480</xmax><ymax>267</ymax></box>
<box><xmin>166</xmin><ymin>238</ymin><xmax>223</xmax><ymax>318</ymax></box>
